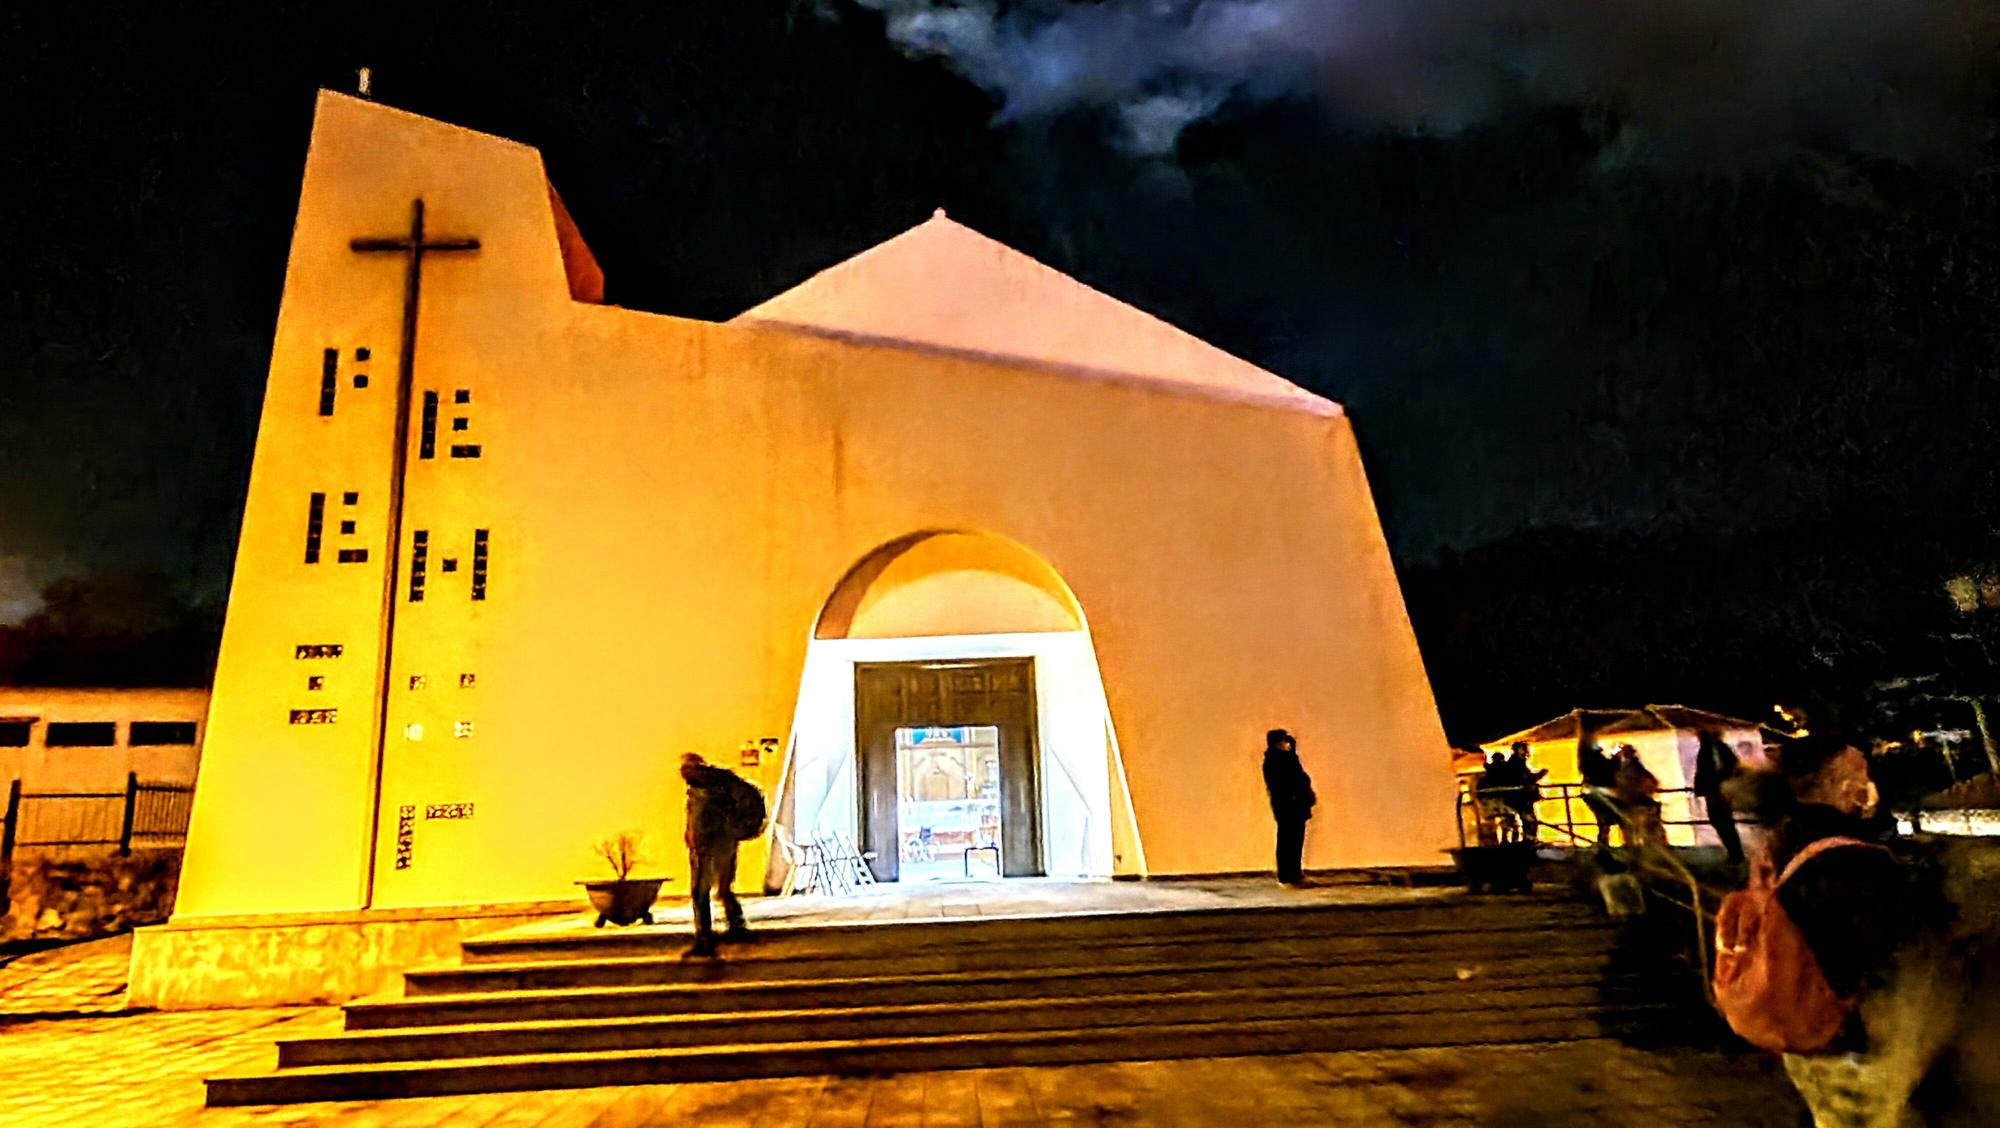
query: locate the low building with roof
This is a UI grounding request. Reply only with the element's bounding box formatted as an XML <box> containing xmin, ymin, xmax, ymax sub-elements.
<box><xmin>1479</xmin><ymin>705</ymin><xmax>1777</xmax><ymax>848</ymax></box>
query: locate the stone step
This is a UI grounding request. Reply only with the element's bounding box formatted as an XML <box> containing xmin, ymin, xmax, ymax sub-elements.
<box><xmin>211</xmin><ymin>1004</ymin><xmax>1677</xmax><ymax>1106</ymax></box>
<box><xmin>350</xmin><ymin>954</ymin><xmax>1628</xmax><ymax>1030</ymax></box>
<box><xmin>287</xmin><ymin>981</ymin><xmax>1634</xmax><ymax>1067</ymax></box>
<box><xmin>460</xmin><ymin>896</ymin><xmax>1588</xmax><ymax>965</ymax></box>
<box><xmin>414</xmin><ymin>924</ymin><xmax>1622</xmax><ymax>994</ymax></box>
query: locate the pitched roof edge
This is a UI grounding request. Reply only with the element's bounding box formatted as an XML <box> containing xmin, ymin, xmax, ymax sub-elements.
<box><xmin>736</xmin><ymin>319</ymin><xmax>1343</xmax><ymax>418</ymax></box>
<box><xmin>735</xmin><ymin>212</ymin><xmax>1335</xmax><ymax>409</ymax></box>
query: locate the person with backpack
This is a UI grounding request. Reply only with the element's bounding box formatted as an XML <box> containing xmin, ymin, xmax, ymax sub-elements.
<box><xmin>1712</xmin><ymin>735</ymin><xmax>1955</xmax><ymax>1126</ymax></box>
<box><xmin>680</xmin><ymin>752</ymin><xmax>767</xmax><ymax>958</ymax></box>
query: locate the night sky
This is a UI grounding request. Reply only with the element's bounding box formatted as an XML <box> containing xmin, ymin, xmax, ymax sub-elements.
<box><xmin>5</xmin><ymin>1</ymin><xmax>1998</xmax><ymax>735</ymax></box>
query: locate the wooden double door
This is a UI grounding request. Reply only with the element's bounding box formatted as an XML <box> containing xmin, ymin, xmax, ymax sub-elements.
<box><xmin>854</xmin><ymin>658</ymin><xmax>1043</xmax><ymax>882</ymax></box>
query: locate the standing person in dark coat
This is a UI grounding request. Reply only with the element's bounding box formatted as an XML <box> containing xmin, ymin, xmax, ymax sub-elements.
<box><xmin>1502</xmin><ymin>742</ymin><xmax>1546</xmax><ymax>842</ymax></box>
<box><xmin>1692</xmin><ymin>730</ymin><xmax>1744</xmax><ymax>863</ymax></box>
<box><xmin>1262</xmin><ymin>729</ymin><xmax>1315</xmax><ymax>886</ymax></box>
<box><xmin>681</xmin><ymin>752</ymin><xmax>752</xmax><ymax>958</ymax></box>
<box><xmin>1576</xmin><ymin>724</ymin><xmax>1620</xmax><ymax>848</ymax></box>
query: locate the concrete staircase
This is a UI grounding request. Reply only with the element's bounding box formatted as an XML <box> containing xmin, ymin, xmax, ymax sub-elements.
<box><xmin>207</xmin><ymin>892</ymin><xmax>1694</xmax><ymax>1105</ymax></box>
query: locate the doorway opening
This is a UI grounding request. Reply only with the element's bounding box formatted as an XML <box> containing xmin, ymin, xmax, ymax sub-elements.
<box><xmin>856</xmin><ymin>657</ymin><xmax>1043</xmax><ymax>882</ymax></box>
<box><xmin>773</xmin><ymin>530</ymin><xmax>1140</xmax><ymax>892</ymax></box>
<box><xmin>895</xmin><ymin>725</ymin><xmax>1002</xmax><ymax>882</ymax></box>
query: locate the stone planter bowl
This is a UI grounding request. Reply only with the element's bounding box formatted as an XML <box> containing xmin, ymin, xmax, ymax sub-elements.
<box><xmin>578</xmin><ymin>878</ymin><xmax>665</xmax><ymax>927</ymax></box>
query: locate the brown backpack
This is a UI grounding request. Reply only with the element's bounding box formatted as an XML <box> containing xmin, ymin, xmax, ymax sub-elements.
<box><xmin>1712</xmin><ymin>836</ymin><xmax>1886</xmax><ymax>1054</ymax></box>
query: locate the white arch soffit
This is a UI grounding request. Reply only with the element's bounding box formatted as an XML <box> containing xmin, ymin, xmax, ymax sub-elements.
<box><xmin>811</xmin><ymin>528</ymin><xmax>1086</xmax><ymax>642</ymax></box>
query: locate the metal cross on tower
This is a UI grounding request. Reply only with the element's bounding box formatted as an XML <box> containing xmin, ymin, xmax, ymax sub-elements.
<box><xmin>349</xmin><ymin>199</ymin><xmax>479</xmax><ymax>906</ymax></box>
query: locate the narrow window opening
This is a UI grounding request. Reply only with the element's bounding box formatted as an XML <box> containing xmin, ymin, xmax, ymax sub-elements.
<box><xmin>409</xmin><ymin>529</ymin><xmax>429</xmax><ymax>602</ymax></box>
<box><xmin>471</xmin><ymin>529</ymin><xmax>489</xmax><ymax>601</ymax></box>
<box><xmin>130</xmin><ymin>721</ymin><xmax>197</xmax><ymax>746</ymax></box>
<box><xmin>305</xmin><ymin>492</ymin><xmax>326</xmax><ymax>564</ymax></box>
<box><xmin>420</xmin><ymin>391</ymin><xmax>439</xmax><ymax>459</ymax></box>
<box><xmin>46</xmin><ymin>722</ymin><xmax>118</xmax><ymax>747</ymax></box>
<box><xmin>318</xmin><ymin>348</ymin><xmax>338</xmax><ymax>416</ymax></box>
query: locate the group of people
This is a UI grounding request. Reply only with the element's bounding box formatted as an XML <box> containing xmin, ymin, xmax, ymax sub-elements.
<box><xmin>1576</xmin><ymin>733</ymin><xmax>1666</xmax><ymax>848</ymax></box>
<box><xmin>1472</xmin><ymin>743</ymin><xmax>1547</xmax><ymax>842</ymax></box>
<box><xmin>1458</xmin><ymin>726</ymin><xmax>1750</xmax><ymax>857</ymax></box>
<box><xmin>685</xmin><ymin>723</ymin><xmax>1996</xmax><ymax>1120</ymax></box>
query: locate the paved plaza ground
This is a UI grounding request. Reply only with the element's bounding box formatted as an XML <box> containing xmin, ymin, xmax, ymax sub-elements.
<box><xmin>0</xmin><ymin>928</ymin><xmax>1810</xmax><ymax>1126</ymax></box>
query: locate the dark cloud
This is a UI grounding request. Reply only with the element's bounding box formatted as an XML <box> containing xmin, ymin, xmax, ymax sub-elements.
<box><xmin>848</xmin><ymin>0</ymin><xmax>1993</xmax><ymax>159</ymax></box>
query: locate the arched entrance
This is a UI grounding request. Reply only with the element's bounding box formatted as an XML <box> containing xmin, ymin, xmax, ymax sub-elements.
<box><xmin>779</xmin><ymin>530</ymin><xmax>1125</xmax><ymax>884</ymax></box>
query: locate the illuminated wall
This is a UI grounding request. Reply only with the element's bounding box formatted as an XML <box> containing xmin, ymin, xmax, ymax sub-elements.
<box><xmin>172</xmin><ymin>92</ymin><xmax>1455</xmax><ymax>921</ymax></box>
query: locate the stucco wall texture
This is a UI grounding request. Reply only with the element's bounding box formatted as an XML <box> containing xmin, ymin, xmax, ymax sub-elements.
<box><xmin>171</xmin><ymin>92</ymin><xmax>1454</xmax><ymax>922</ymax></box>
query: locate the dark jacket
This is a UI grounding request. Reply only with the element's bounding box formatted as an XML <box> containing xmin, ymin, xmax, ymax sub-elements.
<box><xmin>683</xmin><ymin>763</ymin><xmax>743</xmax><ymax>849</ymax></box>
<box><xmin>1692</xmin><ymin>737</ymin><xmax>1739</xmax><ymax>797</ymax></box>
<box><xmin>1771</xmin><ymin>804</ymin><xmax>1910</xmax><ymax>998</ymax></box>
<box><xmin>1502</xmin><ymin>754</ymin><xmax>1545</xmax><ymax>810</ymax></box>
<box><xmin>1577</xmin><ymin>741</ymin><xmax>1617</xmax><ymax>788</ymax></box>
<box><xmin>1263</xmin><ymin>747</ymin><xmax>1316</xmax><ymax>823</ymax></box>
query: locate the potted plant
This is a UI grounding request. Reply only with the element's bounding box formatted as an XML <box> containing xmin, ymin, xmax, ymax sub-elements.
<box><xmin>578</xmin><ymin>832</ymin><xmax>665</xmax><ymax>927</ymax></box>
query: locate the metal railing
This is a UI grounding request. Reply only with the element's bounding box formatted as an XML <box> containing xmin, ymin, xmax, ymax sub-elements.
<box><xmin>1455</xmin><ymin>782</ymin><xmax>1746</xmax><ymax>850</ymax></box>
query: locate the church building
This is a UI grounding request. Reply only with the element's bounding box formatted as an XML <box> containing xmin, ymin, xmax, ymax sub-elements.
<box><xmin>133</xmin><ymin>92</ymin><xmax>1453</xmax><ymax>1005</ymax></box>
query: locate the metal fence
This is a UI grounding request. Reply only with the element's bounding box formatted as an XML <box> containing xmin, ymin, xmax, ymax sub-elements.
<box><xmin>1456</xmin><ymin>782</ymin><xmax>1743</xmax><ymax>849</ymax></box>
<box><xmin>0</xmin><ymin>773</ymin><xmax>196</xmax><ymax>869</ymax></box>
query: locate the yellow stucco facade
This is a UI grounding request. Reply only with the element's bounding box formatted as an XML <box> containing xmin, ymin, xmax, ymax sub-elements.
<box><xmin>169</xmin><ymin>92</ymin><xmax>1454</xmax><ymax>933</ymax></box>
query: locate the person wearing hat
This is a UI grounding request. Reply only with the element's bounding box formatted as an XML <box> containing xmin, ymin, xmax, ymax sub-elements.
<box><xmin>1262</xmin><ymin>729</ymin><xmax>1316</xmax><ymax>886</ymax></box>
